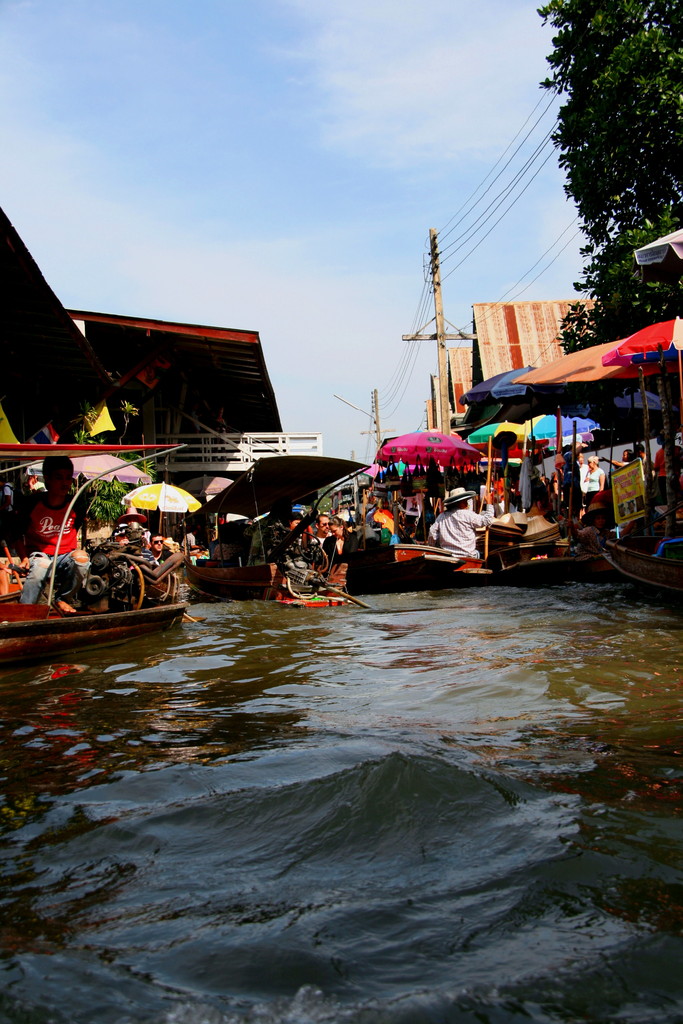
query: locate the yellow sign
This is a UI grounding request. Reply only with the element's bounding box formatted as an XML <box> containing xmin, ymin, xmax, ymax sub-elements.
<box><xmin>612</xmin><ymin>460</ymin><xmax>646</xmax><ymax>524</ymax></box>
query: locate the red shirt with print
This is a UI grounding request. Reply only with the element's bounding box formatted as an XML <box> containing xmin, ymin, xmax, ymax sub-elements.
<box><xmin>23</xmin><ymin>497</ymin><xmax>80</xmax><ymax>556</ymax></box>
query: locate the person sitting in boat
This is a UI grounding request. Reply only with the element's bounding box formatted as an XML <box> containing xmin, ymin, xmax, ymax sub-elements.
<box><xmin>312</xmin><ymin>513</ymin><xmax>331</xmax><ymax>547</ymax></box>
<box><xmin>428</xmin><ymin>487</ymin><xmax>494</xmax><ymax>560</ymax></box>
<box><xmin>14</xmin><ymin>455</ymin><xmax>90</xmax><ymax>613</ymax></box>
<box><xmin>322</xmin><ymin>516</ymin><xmax>358</xmax><ymax>586</ymax></box>
<box><xmin>572</xmin><ymin>502</ymin><xmax>613</xmax><ymax>559</ymax></box>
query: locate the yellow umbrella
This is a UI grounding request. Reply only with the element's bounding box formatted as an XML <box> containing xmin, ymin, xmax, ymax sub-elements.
<box><xmin>124</xmin><ymin>482</ymin><xmax>202</xmax><ymax>513</ymax></box>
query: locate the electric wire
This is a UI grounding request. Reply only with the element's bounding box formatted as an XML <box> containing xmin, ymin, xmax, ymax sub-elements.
<box><xmin>439</xmin><ymin>127</ymin><xmax>556</xmax><ymax>268</ymax></box>
<box><xmin>439</xmin><ymin>91</ymin><xmax>559</xmax><ymax>249</ymax></box>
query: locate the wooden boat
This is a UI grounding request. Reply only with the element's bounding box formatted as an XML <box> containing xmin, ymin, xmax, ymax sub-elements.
<box><xmin>0</xmin><ymin>441</ymin><xmax>189</xmax><ymax>664</ymax></box>
<box><xmin>344</xmin><ymin>543</ymin><xmax>491</xmax><ymax>594</ymax></box>
<box><xmin>0</xmin><ymin>601</ymin><xmax>186</xmax><ymax>666</ymax></box>
<box><xmin>190</xmin><ymin>455</ymin><xmax>368</xmax><ymax>605</ymax></box>
<box><xmin>604</xmin><ymin>535</ymin><xmax>683</xmax><ymax>594</ymax></box>
<box><xmin>486</xmin><ymin>541</ymin><xmax>619</xmax><ymax>586</ymax></box>
<box><xmin>184</xmin><ymin>560</ymin><xmax>348</xmax><ymax>605</ymax></box>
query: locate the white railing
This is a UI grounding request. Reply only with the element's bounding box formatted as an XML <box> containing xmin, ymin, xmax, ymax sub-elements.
<box><xmin>155</xmin><ymin>432</ymin><xmax>323</xmax><ymax>472</ymax></box>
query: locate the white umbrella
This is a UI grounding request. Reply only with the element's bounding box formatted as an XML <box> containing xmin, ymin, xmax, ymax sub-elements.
<box><xmin>634</xmin><ymin>228</ymin><xmax>683</xmax><ymax>283</ymax></box>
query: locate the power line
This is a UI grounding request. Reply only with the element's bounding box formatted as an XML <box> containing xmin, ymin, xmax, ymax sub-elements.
<box><xmin>439</xmin><ymin>91</ymin><xmax>559</xmax><ymax>249</ymax></box>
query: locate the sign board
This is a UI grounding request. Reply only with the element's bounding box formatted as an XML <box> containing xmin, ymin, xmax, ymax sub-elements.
<box><xmin>612</xmin><ymin>460</ymin><xmax>646</xmax><ymax>525</ymax></box>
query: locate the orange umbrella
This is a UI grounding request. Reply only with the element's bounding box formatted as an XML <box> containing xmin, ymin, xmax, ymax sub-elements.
<box><xmin>513</xmin><ymin>342</ymin><xmax>664</xmax><ymax>385</ymax></box>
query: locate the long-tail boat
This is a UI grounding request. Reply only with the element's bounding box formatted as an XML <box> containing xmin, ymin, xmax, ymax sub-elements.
<box><xmin>0</xmin><ymin>443</ymin><xmax>188</xmax><ymax>664</ymax></box>
<box><xmin>185</xmin><ymin>455</ymin><xmax>368</xmax><ymax>606</ymax></box>
<box><xmin>604</xmin><ymin>535</ymin><xmax>683</xmax><ymax>595</ymax></box>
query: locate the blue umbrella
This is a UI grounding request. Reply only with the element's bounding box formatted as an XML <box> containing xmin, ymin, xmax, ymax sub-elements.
<box><xmin>530</xmin><ymin>414</ymin><xmax>600</xmax><ymax>438</ymax></box>
<box><xmin>460</xmin><ymin>367</ymin><xmax>564</xmax><ymax>407</ymax></box>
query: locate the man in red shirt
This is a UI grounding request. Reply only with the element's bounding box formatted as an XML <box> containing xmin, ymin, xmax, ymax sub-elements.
<box><xmin>15</xmin><ymin>456</ymin><xmax>90</xmax><ymax>612</ymax></box>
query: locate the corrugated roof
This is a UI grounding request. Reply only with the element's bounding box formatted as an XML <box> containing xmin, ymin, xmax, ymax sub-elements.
<box><xmin>472</xmin><ymin>301</ymin><xmax>593</xmax><ymax>379</ymax></box>
<box><xmin>448</xmin><ymin>344</ymin><xmax>474</xmax><ymax>415</ymax></box>
<box><xmin>67</xmin><ymin>309</ymin><xmax>282</xmax><ymax>433</ymax></box>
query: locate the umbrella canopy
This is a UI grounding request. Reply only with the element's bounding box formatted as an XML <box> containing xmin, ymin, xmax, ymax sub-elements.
<box><xmin>181</xmin><ymin>475</ymin><xmax>233</xmax><ymax>496</ymax></box>
<box><xmin>466</xmin><ymin>421</ymin><xmax>528</xmax><ymax>445</ymax></box>
<box><xmin>27</xmin><ymin>453</ymin><xmax>152</xmax><ymax>485</ymax></box>
<box><xmin>614</xmin><ymin>390</ymin><xmax>669</xmax><ymax>412</ymax></box>
<box><xmin>513</xmin><ymin>343</ymin><xmax>666</xmax><ymax>385</ymax></box>
<box><xmin>460</xmin><ymin>367</ymin><xmax>563</xmax><ymax>406</ymax></box>
<box><xmin>526</xmin><ymin>414</ymin><xmax>599</xmax><ymax>441</ymax></box>
<box><xmin>125</xmin><ymin>482</ymin><xmax>202</xmax><ymax>513</ymax></box>
<box><xmin>602</xmin><ymin>319</ymin><xmax>683</xmax><ymax>367</ymax></box>
<box><xmin>378</xmin><ymin>431</ymin><xmax>480</xmax><ymax>466</ymax></box>
<box><xmin>633</xmin><ymin>229</ymin><xmax>683</xmax><ymax>283</ymax></box>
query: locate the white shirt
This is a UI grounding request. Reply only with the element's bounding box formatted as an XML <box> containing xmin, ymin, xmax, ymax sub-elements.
<box><xmin>429</xmin><ymin>504</ymin><xmax>494</xmax><ymax>558</ymax></box>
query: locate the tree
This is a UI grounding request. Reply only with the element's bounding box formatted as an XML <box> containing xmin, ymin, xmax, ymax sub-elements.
<box><xmin>538</xmin><ymin>0</ymin><xmax>683</xmax><ymax>352</ymax></box>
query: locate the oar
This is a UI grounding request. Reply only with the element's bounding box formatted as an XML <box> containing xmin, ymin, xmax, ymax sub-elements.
<box><xmin>322</xmin><ymin>583</ymin><xmax>371</xmax><ymax>609</ymax></box>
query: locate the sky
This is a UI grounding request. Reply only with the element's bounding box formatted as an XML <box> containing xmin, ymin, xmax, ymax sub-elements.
<box><xmin>0</xmin><ymin>0</ymin><xmax>583</xmax><ymax>462</ymax></box>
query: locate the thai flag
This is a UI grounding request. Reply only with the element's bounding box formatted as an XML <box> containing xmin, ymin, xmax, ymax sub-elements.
<box><xmin>27</xmin><ymin>422</ymin><xmax>60</xmax><ymax>444</ymax></box>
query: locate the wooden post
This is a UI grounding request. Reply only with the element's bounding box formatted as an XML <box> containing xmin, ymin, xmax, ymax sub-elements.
<box><xmin>484</xmin><ymin>436</ymin><xmax>493</xmax><ymax>562</ymax></box>
<box><xmin>569</xmin><ymin>421</ymin><xmax>577</xmax><ymax>518</ymax></box>
<box><xmin>638</xmin><ymin>368</ymin><xmax>654</xmax><ymax>509</ymax></box>
<box><xmin>657</xmin><ymin>349</ymin><xmax>676</xmax><ymax>536</ymax></box>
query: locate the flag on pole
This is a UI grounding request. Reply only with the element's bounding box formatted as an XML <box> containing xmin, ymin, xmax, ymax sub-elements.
<box><xmin>26</xmin><ymin>422</ymin><xmax>60</xmax><ymax>445</ymax></box>
<box><xmin>84</xmin><ymin>400</ymin><xmax>115</xmax><ymax>436</ymax></box>
<box><xmin>0</xmin><ymin>402</ymin><xmax>20</xmax><ymax>444</ymax></box>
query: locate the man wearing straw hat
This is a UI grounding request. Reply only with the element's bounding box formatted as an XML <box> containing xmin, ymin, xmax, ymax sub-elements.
<box><xmin>429</xmin><ymin>487</ymin><xmax>494</xmax><ymax>560</ymax></box>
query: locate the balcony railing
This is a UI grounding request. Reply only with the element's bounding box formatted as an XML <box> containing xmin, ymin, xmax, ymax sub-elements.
<box><xmin>155</xmin><ymin>432</ymin><xmax>323</xmax><ymax>474</ymax></box>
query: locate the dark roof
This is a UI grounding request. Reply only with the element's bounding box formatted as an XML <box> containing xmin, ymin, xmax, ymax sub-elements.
<box><xmin>67</xmin><ymin>309</ymin><xmax>282</xmax><ymax>433</ymax></box>
<box><xmin>0</xmin><ymin>206</ymin><xmax>112</xmax><ymax>439</ymax></box>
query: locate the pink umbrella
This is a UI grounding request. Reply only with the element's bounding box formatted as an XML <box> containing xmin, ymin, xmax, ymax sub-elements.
<box><xmin>28</xmin><ymin>453</ymin><xmax>152</xmax><ymax>484</ymax></box>
<box><xmin>378</xmin><ymin>431</ymin><xmax>480</xmax><ymax>467</ymax></box>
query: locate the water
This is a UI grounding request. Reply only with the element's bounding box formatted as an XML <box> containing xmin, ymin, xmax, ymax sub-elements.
<box><xmin>2</xmin><ymin>583</ymin><xmax>683</xmax><ymax>1023</ymax></box>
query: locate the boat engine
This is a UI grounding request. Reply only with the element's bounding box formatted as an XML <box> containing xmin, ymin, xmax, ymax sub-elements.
<box><xmin>80</xmin><ymin>528</ymin><xmax>146</xmax><ymax>610</ymax></box>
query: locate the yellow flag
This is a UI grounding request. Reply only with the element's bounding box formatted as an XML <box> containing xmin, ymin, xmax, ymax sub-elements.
<box><xmin>85</xmin><ymin>400</ymin><xmax>115</xmax><ymax>436</ymax></box>
<box><xmin>0</xmin><ymin>401</ymin><xmax>20</xmax><ymax>444</ymax></box>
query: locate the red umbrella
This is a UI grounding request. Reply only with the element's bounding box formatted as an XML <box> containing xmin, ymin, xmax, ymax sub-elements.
<box><xmin>378</xmin><ymin>430</ymin><xmax>480</xmax><ymax>467</ymax></box>
<box><xmin>602</xmin><ymin>318</ymin><xmax>683</xmax><ymax>367</ymax></box>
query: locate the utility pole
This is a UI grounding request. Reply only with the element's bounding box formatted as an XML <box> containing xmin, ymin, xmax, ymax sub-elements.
<box><xmin>333</xmin><ymin>392</ymin><xmax>393</xmax><ymax>451</ymax></box>
<box><xmin>430</xmin><ymin>228</ymin><xmax>450</xmax><ymax>435</ymax></box>
<box><xmin>402</xmin><ymin>228</ymin><xmax>475</xmax><ymax>435</ymax></box>
<box><xmin>372</xmin><ymin>389</ymin><xmax>382</xmax><ymax>448</ymax></box>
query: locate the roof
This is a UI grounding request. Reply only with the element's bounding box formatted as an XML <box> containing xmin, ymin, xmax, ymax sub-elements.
<box><xmin>0</xmin><ymin>206</ymin><xmax>113</xmax><ymax>439</ymax></box>
<box><xmin>472</xmin><ymin>301</ymin><xmax>594</xmax><ymax>379</ymax></box>
<box><xmin>448</xmin><ymin>344</ymin><xmax>474</xmax><ymax>414</ymax></box>
<box><xmin>68</xmin><ymin>309</ymin><xmax>282</xmax><ymax>433</ymax></box>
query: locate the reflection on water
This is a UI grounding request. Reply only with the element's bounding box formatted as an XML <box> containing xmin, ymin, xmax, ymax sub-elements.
<box><xmin>1</xmin><ymin>584</ymin><xmax>683</xmax><ymax>1023</ymax></box>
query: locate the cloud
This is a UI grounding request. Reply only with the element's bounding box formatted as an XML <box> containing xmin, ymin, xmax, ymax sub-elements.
<box><xmin>277</xmin><ymin>0</ymin><xmax>552</xmax><ymax>167</ymax></box>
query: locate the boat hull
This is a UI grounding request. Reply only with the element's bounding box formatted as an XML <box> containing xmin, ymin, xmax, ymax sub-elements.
<box><xmin>604</xmin><ymin>536</ymin><xmax>683</xmax><ymax>594</ymax></box>
<box><xmin>486</xmin><ymin>543</ymin><xmax>619</xmax><ymax>586</ymax></box>
<box><xmin>184</xmin><ymin>560</ymin><xmax>347</xmax><ymax>605</ymax></box>
<box><xmin>344</xmin><ymin>544</ymin><xmax>490</xmax><ymax>594</ymax></box>
<box><xmin>0</xmin><ymin>602</ymin><xmax>187</xmax><ymax>665</ymax></box>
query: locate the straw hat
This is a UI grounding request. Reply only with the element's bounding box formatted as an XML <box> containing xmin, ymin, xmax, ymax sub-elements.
<box><xmin>444</xmin><ymin>487</ymin><xmax>478</xmax><ymax>508</ymax></box>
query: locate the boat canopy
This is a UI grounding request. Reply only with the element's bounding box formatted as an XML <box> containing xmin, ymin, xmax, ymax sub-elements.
<box><xmin>202</xmin><ymin>455</ymin><xmax>366</xmax><ymax>519</ymax></box>
<box><xmin>0</xmin><ymin>443</ymin><xmax>181</xmax><ymax>472</ymax></box>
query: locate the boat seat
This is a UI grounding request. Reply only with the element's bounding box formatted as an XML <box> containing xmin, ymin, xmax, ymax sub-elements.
<box><xmin>655</xmin><ymin>537</ymin><xmax>683</xmax><ymax>560</ymax></box>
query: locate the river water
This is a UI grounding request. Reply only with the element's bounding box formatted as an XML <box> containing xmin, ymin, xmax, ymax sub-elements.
<box><xmin>1</xmin><ymin>581</ymin><xmax>683</xmax><ymax>1024</ymax></box>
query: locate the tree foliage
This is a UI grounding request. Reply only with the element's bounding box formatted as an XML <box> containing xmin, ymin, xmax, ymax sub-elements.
<box><xmin>538</xmin><ymin>0</ymin><xmax>683</xmax><ymax>352</ymax></box>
